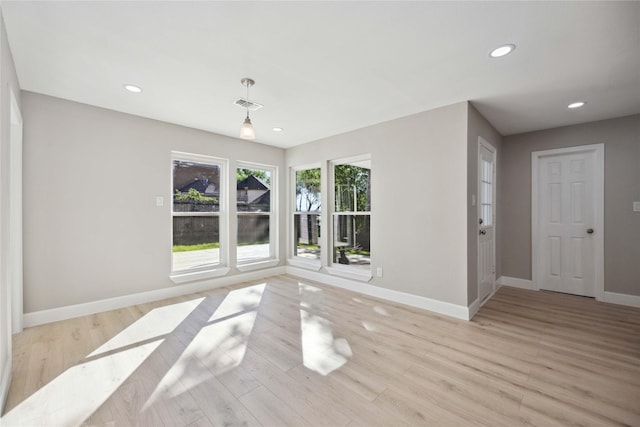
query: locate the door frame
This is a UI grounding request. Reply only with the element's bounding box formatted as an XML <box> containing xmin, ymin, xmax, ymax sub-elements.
<box><xmin>531</xmin><ymin>143</ymin><xmax>604</xmax><ymax>300</ymax></box>
<box><xmin>478</xmin><ymin>137</ymin><xmax>496</xmax><ymax>304</ymax></box>
<box><xmin>9</xmin><ymin>88</ymin><xmax>23</xmax><ymax>333</ymax></box>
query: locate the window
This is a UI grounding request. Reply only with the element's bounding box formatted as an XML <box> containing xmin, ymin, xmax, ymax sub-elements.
<box><xmin>236</xmin><ymin>163</ymin><xmax>277</xmax><ymax>265</ymax></box>
<box><xmin>331</xmin><ymin>156</ymin><xmax>371</xmax><ymax>272</ymax></box>
<box><xmin>480</xmin><ymin>159</ymin><xmax>493</xmax><ymax>226</ymax></box>
<box><xmin>293</xmin><ymin>167</ymin><xmax>321</xmax><ymax>261</ymax></box>
<box><xmin>171</xmin><ymin>153</ymin><xmax>226</xmax><ymax>274</ymax></box>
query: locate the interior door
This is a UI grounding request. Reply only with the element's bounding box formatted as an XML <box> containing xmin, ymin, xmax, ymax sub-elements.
<box><xmin>537</xmin><ymin>150</ymin><xmax>596</xmax><ymax>296</ymax></box>
<box><xmin>478</xmin><ymin>140</ymin><xmax>496</xmax><ymax>303</ymax></box>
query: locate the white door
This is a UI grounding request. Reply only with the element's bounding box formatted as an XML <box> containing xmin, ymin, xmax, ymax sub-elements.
<box><xmin>535</xmin><ymin>146</ymin><xmax>602</xmax><ymax>297</ymax></box>
<box><xmin>478</xmin><ymin>139</ymin><xmax>496</xmax><ymax>303</ymax></box>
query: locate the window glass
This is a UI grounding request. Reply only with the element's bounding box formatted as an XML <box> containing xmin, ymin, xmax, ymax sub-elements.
<box><xmin>481</xmin><ymin>159</ymin><xmax>493</xmax><ymax>226</ymax></box>
<box><xmin>332</xmin><ymin>159</ymin><xmax>371</xmax><ymax>269</ymax></box>
<box><xmin>172</xmin><ymin>158</ymin><xmax>221</xmax><ymax>272</ymax></box>
<box><xmin>294</xmin><ymin>168</ymin><xmax>321</xmax><ymax>260</ymax></box>
<box><xmin>237</xmin><ymin>166</ymin><xmax>273</xmax><ymax>263</ymax></box>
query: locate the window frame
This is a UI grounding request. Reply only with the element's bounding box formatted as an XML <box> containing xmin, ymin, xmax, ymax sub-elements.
<box><xmin>327</xmin><ymin>154</ymin><xmax>372</xmax><ymax>281</ymax></box>
<box><xmin>235</xmin><ymin>161</ymin><xmax>279</xmax><ymax>271</ymax></box>
<box><xmin>170</xmin><ymin>151</ymin><xmax>229</xmax><ymax>283</ymax></box>
<box><xmin>289</xmin><ymin>164</ymin><xmax>323</xmax><ymax>270</ymax></box>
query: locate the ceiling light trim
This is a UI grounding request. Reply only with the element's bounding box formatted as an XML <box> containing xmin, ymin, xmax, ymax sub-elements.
<box><xmin>567</xmin><ymin>101</ymin><xmax>586</xmax><ymax>109</ymax></box>
<box><xmin>124</xmin><ymin>84</ymin><xmax>142</xmax><ymax>93</ymax></box>
<box><xmin>489</xmin><ymin>44</ymin><xmax>516</xmax><ymax>58</ymax></box>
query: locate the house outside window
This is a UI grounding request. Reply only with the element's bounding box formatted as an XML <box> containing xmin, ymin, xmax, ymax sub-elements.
<box><xmin>330</xmin><ymin>156</ymin><xmax>371</xmax><ymax>274</ymax></box>
<box><xmin>171</xmin><ymin>152</ymin><xmax>226</xmax><ymax>274</ymax></box>
<box><xmin>293</xmin><ymin>167</ymin><xmax>321</xmax><ymax>262</ymax></box>
<box><xmin>236</xmin><ymin>163</ymin><xmax>277</xmax><ymax>265</ymax></box>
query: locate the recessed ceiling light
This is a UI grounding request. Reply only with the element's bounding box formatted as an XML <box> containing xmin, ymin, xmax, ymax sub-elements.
<box><xmin>568</xmin><ymin>101</ymin><xmax>586</xmax><ymax>109</ymax></box>
<box><xmin>489</xmin><ymin>44</ymin><xmax>516</xmax><ymax>58</ymax></box>
<box><xmin>272</xmin><ymin>127</ymin><xmax>283</xmax><ymax>132</ymax></box>
<box><xmin>124</xmin><ymin>84</ymin><xmax>143</xmax><ymax>93</ymax></box>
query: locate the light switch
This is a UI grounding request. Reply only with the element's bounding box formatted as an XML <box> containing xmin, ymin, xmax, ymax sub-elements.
<box><xmin>633</xmin><ymin>201</ymin><xmax>640</xmax><ymax>212</ymax></box>
<box><xmin>156</xmin><ymin>196</ymin><xmax>164</xmax><ymax>207</ymax></box>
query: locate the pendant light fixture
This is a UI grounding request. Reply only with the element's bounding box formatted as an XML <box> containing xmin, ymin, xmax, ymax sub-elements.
<box><xmin>239</xmin><ymin>78</ymin><xmax>256</xmax><ymax>140</ymax></box>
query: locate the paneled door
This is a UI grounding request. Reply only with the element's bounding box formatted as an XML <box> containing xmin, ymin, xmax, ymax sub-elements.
<box><xmin>534</xmin><ymin>145</ymin><xmax>603</xmax><ymax>297</ymax></box>
<box><xmin>478</xmin><ymin>139</ymin><xmax>496</xmax><ymax>303</ymax></box>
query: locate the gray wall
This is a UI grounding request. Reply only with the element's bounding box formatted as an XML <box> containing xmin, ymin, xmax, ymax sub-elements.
<box><xmin>287</xmin><ymin>102</ymin><xmax>470</xmax><ymax>306</ymax></box>
<box><xmin>22</xmin><ymin>92</ymin><xmax>286</xmax><ymax>313</ymax></box>
<box><xmin>467</xmin><ymin>103</ymin><xmax>503</xmax><ymax>304</ymax></box>
<box><xmin>502</xmin><ymin>114</ymin><xmax>640</xmax><ymax>296</ymax></box>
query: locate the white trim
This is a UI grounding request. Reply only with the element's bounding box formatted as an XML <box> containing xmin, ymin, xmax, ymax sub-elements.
<box><xmin>328</xmin><ymin>154</ymin><xmax>372</xmax><ymax>277</ymax></box>
<box><xmin>170</xmin><ymin>152</ymin><xmax>229</xmax><ymax>274</ymax></box>
<box><xmin>289</xmin><ymin>166</ymin><xmax>324</xmax><ymax>265</ymax></box>
<box><xmin>170</xmin><ymin>267</ymin><xmax>230</xmax><ymax>284</ymax></box>
<box><xmin>532</xmin><ymin>143</ymin><xmax>604</xmax><ymax>300</ymax></box>
<box><xmin>602</xmin><ymin>291</ymin><xmax>640</xmax><ymax>309</ymax></box>
<box><xmin>498</xmin><ymin>277</ymin><xmax>640</xmax><ymax>309</ymax></box>
<box><xmin>236</xmin><ymin>161</ymin><xmax>279</xmax><ymax>263</ymax></box>
<box><xmin>0</xmin><ymin>358</ymin><xmax>11</xmax><ymax>415</ymax></box>
<box><xmin>325</xmin><ymin>265</ymin><xmax>372</xmax><ymax>282</ymax></box>
<box><xmin>497</xmin><ymin>276</ymin><xmax>536</xmax><ymax>290</ymax></box>
<box><xmin>236</xmin><ymin>259</ymin><xmax>280</xmax><ymax>272</ymax></box>
<box><xmin>8</xmin><ymin>88</ymin><xmax>23</xmax><ymax>333</ymax></box>
<box><xmin>287</xmin><ymin>257</ymin><xmax>322</xmax><ymax>271</ymax></box>
<box><xmin>477</xmin><ymin>137</ymin><xmax>497</xmax><ymax>305</ymax></box>
<box><xmin>288</xmin><ymin>267</ymin><xmax>471</xmax><ymax>320</ymax></box>
<box><xmin>23</xmin><ymin>267</ymin><xmax>286</xmax><ymax>328</ymax></box>
<box><xmin>468</xmin><ymin>298</ymin><xmax>481</xmax><ymax>320</ymax></box>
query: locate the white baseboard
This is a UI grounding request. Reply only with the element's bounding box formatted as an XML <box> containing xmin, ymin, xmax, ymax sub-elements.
<box><xmin>286</xmin><ymin>267</ymin><xmax>471</xmax><ymax>320</ymax></box>
<box><xmin>602</xmin><ymin>291</ymin><xmax>640</xmax><ymax>308</ymax></box>
<box><xmin>497</xmin><ymin>276</ymin><xmax>536</xmax><ymax>290</ymax></box>
<box><xmin>23</xmin><ymin>267</ymin><xmax>286</xmax><ymax>328</ymax></box>
<box><xmin>1</xmin><ymin>358</ymin><xmax>11</xmax><ymax>414</ymax></box>
<box><xmin>467</xmin><ymin>297</ymin><xmax>481</xmax><ymax>319</ymax></box>
<box><xmin>497</xmin><ymin>277</ymin><xmax>640</xmax><ymax>308</ymax></box>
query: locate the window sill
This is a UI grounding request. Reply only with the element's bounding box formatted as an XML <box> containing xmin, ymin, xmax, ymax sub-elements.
<box><xmin>170</xmin><ymin>267</ymin><xmax>230</xmax><ymax>284</ymax></box>
<box><xmin>326</xmin><ymin>265</ymin><xmax>372</xmax><ymax>282</ymax></box>
<box><xmin>288</xmin><ymin>257</ymin><xmax>322</xmax><ymax>271</ymax></box>
<box><xmin>236</xmin><ymin>259</ymin><xmax>280</xmax><ymax>272</ymax></box>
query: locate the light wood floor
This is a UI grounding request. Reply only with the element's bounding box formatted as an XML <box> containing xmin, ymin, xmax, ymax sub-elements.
<box><xmin>3</xmin><ymin>275</ymin><xmax>640</xmax><ymax>426</ymax></box>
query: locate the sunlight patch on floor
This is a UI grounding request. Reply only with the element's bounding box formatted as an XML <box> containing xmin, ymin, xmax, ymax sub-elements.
<box><xmin>1</xmin><ymin>298</ymin><xmax>205</xmax><ymax>426</ymax></box>
<box><xmin>89</xmin><ymin>297</ymin><xmax>205</xmax><ymax>357</ymax></box>
<box><xmin>1</xmin><ymin>340</ymin><xmax>162</xmax><ymax>426</ymax></box>
<box><xmin>144</xmin><ymin>284</ymin><xmax>266</xmax><ymax>404</ymax></box>
<box><xmin>299</xmin><ymin>282</ymin><xmax>352</xmax><ymax>376</ymax></box>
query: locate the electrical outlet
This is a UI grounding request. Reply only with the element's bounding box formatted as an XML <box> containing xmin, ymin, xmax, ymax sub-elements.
<box><xmin>376</xmin><ymin>267</ymin><xmax>383</xmax><ymax>277</ymax></box>
<box><xmin>155</xmin><ymin>196</ymin><xmax>164</xmax><ymax>207</ymax></box>
<box><xmin>633</xmin><ymin>201</ymin><xmax>640</xmax><ymax>212</ymax></box>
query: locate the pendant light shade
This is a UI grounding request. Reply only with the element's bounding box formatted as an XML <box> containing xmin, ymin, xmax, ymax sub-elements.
<box><xmin>240</xmin><ymin>114</ymin><xmax>255</xmax><ymax>140</ymax></box>
<box><xmin>239</xmin><ymin>78</ymin><xmax>256</xmax><ymax>140</ymax></box>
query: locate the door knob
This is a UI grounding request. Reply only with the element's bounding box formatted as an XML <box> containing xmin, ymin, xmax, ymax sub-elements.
<box><xmin>479</xmin><ymin>230</ymin><xmax>486</xmax><ymax>235</ymax></box>
<box><xmin>587</xmin><ymin>228</ymin><xmax>594</xmax><ymax>234</ymax></box>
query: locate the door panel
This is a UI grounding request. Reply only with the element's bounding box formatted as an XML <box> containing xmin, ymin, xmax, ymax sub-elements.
<box><xmin>478</xmin><ymin>141</ymin><xmax>496</xmax><ymax>303</ymax></box>
<box><xmin>537</xmin><ymin>150</ymin><xmax>596</xmax><ymax>296</ymax></box>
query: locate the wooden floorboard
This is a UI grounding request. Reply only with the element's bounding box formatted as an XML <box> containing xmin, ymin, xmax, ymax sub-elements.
<box><xmin>2</xmin><ymin>275</ymin><xmax>639</xmax><ymax>426</ymax></box>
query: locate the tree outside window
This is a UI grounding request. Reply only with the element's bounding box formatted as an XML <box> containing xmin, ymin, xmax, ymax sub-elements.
<box><xmin>294</xmin><ymin>167</ymin><xmax>321</xmax><ymax>260</ymax></box>
<box><xmin>332</xmin><ymin>158</ymin><xmax>371</xmax><ymax>269</ymax></box>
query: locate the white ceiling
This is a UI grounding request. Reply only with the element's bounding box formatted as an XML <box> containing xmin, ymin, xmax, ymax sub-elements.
<box><xmin>2</xmin><ymin>1</ymin><xmax>639</xmax><ymax>148</ymax></box>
